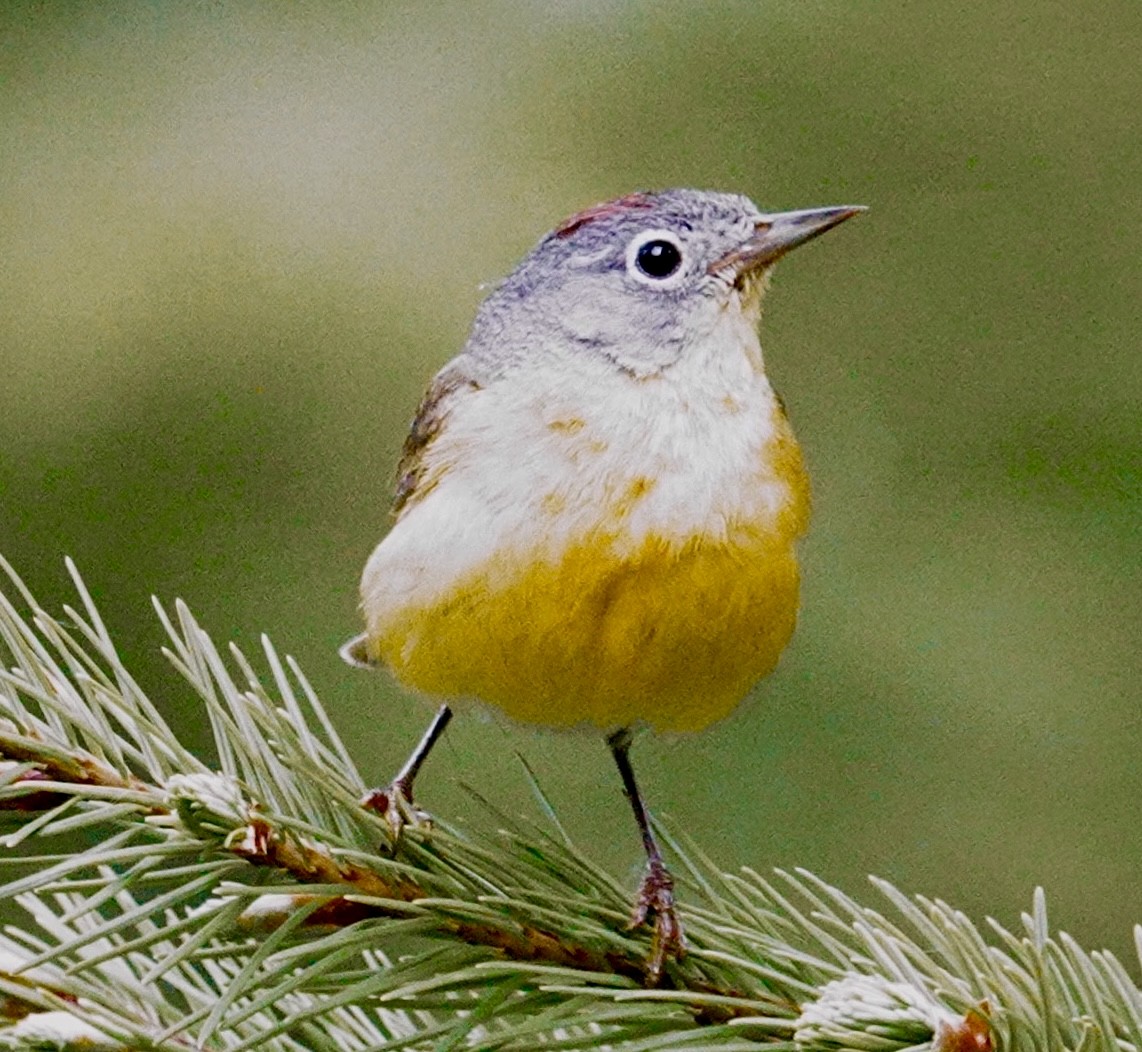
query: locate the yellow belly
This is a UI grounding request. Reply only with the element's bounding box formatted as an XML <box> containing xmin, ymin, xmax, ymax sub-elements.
<box><xmin>368</xmin><ymin>526</ymin><xmax>801</xmax><ymax>733</ymax></box>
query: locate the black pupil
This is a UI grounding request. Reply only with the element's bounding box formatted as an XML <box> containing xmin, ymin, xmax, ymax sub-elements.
<box><xmin>635</xmin><ymin>239</ymin><xmax>682</xmax><ymax>279</ymax></box>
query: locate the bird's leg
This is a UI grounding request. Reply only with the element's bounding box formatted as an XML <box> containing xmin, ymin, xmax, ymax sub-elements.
<box><xmin>361</xmin><ymin>704</ymin><xmax>453</xmax><ymax>841</ymax></box>
<box><xmin>607</xmin><ymin>726</ymin><xmax>686</xmax><ymax>982</ymax></box>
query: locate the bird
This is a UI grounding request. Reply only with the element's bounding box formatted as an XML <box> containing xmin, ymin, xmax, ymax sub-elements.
<box><xmin>342</xmin><ymin>188</ymin><xmax>863</xmax><ymax>980</ymax></box>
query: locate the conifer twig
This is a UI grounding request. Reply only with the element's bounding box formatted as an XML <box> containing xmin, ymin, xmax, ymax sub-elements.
<box><xmin>0</xmin><ymin>554</ymin><xmax>1137</xmax><ymax>1051</ymax></box>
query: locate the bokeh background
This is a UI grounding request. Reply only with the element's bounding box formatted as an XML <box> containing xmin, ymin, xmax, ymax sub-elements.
<box><xmin>2</xmin><ymin>3</ymin><xmax>1139</xmax><ymax>957</ymax></box>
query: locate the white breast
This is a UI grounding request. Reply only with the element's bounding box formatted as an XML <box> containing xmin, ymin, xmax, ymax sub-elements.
<box><xmin>361</xmin><ymin>307</ymin><xmax>792</xmax><ymax>621</ymax></box>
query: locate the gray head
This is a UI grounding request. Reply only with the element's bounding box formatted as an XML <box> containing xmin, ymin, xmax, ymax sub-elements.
<box><xmin>465</xmin><ymin>189</ymin><xmax>863</xmax><ymax>376</ymax></box>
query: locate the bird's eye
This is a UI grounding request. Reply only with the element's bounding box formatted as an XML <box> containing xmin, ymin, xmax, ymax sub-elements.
<box><xmin>636</xmin><ymin>239</ymin><xmax>682</xmax><ymax>278</ymax></box>
<box><xmin>626</xmin><ymin>231</ymin><xmax>685</xmax><ymax>284</ymax></box>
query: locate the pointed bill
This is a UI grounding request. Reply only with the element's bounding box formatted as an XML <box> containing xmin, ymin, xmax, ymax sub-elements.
<box><xmin>709</xmin><ymin>205</ymin><xmax>866</xmax><ymax>277</ymax></box>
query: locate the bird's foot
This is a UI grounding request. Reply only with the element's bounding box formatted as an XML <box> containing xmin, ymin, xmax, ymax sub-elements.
<box><xmin>360</xmin><ymin>778</ymin><xmax>432</xmax><ymax>845</ymax></box>
<box><xmin>630</xmin><ymin>856</ymin><xmax>686</xmax><ymax>983</ymax></box>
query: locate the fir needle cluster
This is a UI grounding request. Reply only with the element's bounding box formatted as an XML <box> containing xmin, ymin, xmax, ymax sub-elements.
<box><xmin>0</xmin><ymin>557</ymin><xmax>1137</xmax><ymax>1051</ymax></box>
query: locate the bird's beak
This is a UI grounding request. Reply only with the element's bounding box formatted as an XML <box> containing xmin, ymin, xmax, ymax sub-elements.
<box><xmin>709</xmin><ymin>205</ymin><xmax>866</xmax><ymax>279</ymax></box>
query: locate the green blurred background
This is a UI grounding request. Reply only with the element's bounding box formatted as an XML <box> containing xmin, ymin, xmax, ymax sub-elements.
<box><xmin>1</xmin><ymin>3</ymin><xmax>1138</xmax><ymax>956</ymax></box>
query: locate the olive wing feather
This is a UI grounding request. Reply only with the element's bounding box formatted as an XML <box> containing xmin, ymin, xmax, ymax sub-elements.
<box><xmin>393</xmin><ymin>364</ymin><xmax>483</xmax><ymax>515</ymax></box>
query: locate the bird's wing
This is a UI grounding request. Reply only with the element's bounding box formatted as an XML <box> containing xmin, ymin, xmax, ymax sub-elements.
<box><xmin>342</xmin><ymin>362</ymin><xmax>484</xmax><ymax>670</ymax></box>
<box><xmin>393</xmin><ymin>362</ymin><xmax>483</xmax><ymax>515</ymax></box>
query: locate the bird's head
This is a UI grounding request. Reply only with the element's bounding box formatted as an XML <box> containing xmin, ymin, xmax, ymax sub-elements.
<box><xmin>472</xmin><ymin>189</ymin><xmax>863</xmax><ymax>377</ymax></box>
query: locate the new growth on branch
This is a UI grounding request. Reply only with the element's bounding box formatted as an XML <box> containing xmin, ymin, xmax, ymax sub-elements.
<box><xmin>0</xmin><ymin>557</ymin><xmax>1136</xmax><ymax>1051</ymax></box>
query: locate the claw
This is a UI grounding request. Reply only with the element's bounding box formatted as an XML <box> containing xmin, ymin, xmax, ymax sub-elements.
<box><xmin>359</xmin><ymin>706</ymin><xmax>452</xmax><ymax>845</ymax></box>
<box><xmin>630</xmin><ymin>855</ymin><xmax>686</xmax><ymax>982</ymax></box>
<box><xmin>359</xmin><ymin>704</ymin><xmax>452</xmax><ymax>846</ymax></box>
<box><xmin>360</xmin><ymin>779</ymin><xmax>433</xmax><ymax>844</ymax></box>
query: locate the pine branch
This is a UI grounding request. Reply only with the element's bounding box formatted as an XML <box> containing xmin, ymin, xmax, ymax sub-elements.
<box><xmin>0</xmin><ymin>555</ymin><xmax>1138</xmax><ymax>1051</ymax></box>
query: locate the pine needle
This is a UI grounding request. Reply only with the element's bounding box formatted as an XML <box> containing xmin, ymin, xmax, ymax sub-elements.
<box><xmin>0</xmin><ymin>556</ymin><xmax>1137</xmax><ymax>1051</ymax></box>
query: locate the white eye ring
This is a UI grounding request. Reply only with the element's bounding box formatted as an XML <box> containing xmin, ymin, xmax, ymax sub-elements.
<box><xmin>624</xmin><ymin>229</ymin><xmax>687</xmax><ymax>287</ymax></box>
